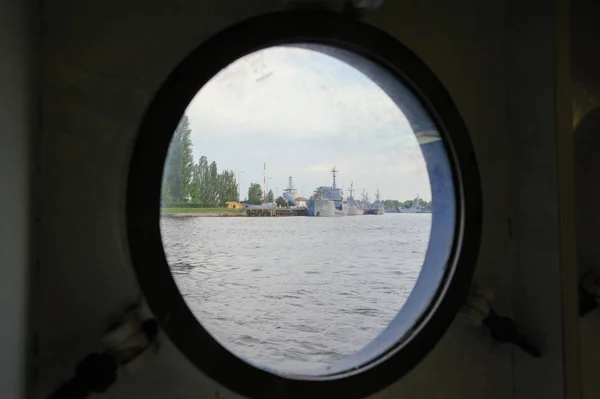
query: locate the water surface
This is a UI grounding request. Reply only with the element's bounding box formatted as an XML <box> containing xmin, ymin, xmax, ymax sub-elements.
<box><xmin>161</xmin><ymin>213</ymin><xmax>431</xmax><ymax>373</ymax></box>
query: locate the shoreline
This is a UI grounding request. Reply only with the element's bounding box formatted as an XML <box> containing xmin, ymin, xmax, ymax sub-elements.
<box><xmin>161</xmin><ymin>212</ymin><xmax>246</xmax><ymax>217</ymax></box>
<box><xmin>160</xmin><ymin>210</ymin><xmax>430</xmax><ymax>218</ymax></box>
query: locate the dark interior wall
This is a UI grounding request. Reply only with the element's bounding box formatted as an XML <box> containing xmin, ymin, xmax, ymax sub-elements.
<box><xmin>506</xmin><ymin>0</ymin><xmax>580</xmax><ymax>397</ymax></box>
<box><xmin>28</xmin><ymin>1</ymin><xmax>582</xmax><ymax>399</ymax></box>
<box><xmin>573</xmin><ymin>2</ymin><xmax>600</xmax><ymax>398</ymax></box>
<box><xmin>0</xmin><ymin>0</ymin><xmax>34</xmax><ymax>398</ymax></box>
<box><xmin>36</xmin><ymin>2</ymin><xmax>518</xmax><ymax>396</ymax></box>
<box><xmin>571</xmin><ymin>0</ymin><xmax>600</xmax><ymax>87</ymax></box>
<box><xmin>572</xmin><ymin>0</ymin><xmax>600</xmax><ymax>127</ymax></box>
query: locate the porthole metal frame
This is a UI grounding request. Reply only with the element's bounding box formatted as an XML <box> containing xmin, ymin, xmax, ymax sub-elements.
<box><xmin>127</xmin><ymin>10</ymin><xmax>482</xmax><ymax>399</ymax></box>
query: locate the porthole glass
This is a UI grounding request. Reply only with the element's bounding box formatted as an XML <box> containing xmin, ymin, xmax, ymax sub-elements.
<box><xmin>128</xmin><ymin>11</ymin><xmax>480</xmax><ymax>399</ymax></box>
<box><xmin>160</xmin><ymin>45</ymin><xmax>436</xmax><ymax>375</ymax></box>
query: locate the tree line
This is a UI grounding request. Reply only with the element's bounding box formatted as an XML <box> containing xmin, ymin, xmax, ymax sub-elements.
<box><xmin>383</xmin><ymin>198</ymin><xmax>432</xmax><ymax>211</ymax></box>
<box><xmin>161</xmin><ymin>115</ymin><xmax>239</xmax><ymax>206</ymax></box>
<box><xmin>245</xmin><ymin>184</ymin><xmax>275</xmax><ymax>205</ymax></box>
<box><xmin>162</xmin><ymin>115</ymin><xmax>434</xmax><ymax>210</ymax></box>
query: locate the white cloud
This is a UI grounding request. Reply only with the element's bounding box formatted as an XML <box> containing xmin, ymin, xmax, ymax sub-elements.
<box><xmin>182</xmin><ymin>46</ymin><xmax>433</xmax><ymax>201</ymax></box>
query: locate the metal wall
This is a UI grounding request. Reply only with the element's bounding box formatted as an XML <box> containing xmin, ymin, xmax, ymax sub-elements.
<box><xmin>0</xmin><ymin>1</ymin><xmax>34</xmax><ymax>398</ymax></box>
<box><xmin>573</xmin><ymin>0</ymin><xmax>600</xmax><ymax>398</ymax></box>
<box><xmin>0</xmin><ymin>0</ymin><xmax>585</xmax><ymax>398</ymax></box>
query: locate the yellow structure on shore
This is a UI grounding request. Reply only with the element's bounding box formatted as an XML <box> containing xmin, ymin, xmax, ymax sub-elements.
<box><xmin>225</xmin><ymin>201</ymin><xmax>244</xmax><ymax>209</ymax></box>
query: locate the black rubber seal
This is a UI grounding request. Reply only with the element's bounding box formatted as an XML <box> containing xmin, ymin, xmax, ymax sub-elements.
<box><xmin>127</xmin><ymin>10</ymin><xmax>482</xmax><ymax>399</ymax></box>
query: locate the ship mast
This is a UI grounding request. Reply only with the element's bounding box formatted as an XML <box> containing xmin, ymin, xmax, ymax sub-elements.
<box><xmin>348</xmin><ymin>182</ymin><xmax>354</xmax><ymax>199</ymax></box>
<box><xmin>331</xmin><ymin>166</ymin><xmax>338</xmax><ymax>189</ymax></box>
<box><xmin>375</xmin><ymin>189</ymin><xmax>381</xmax><ymax>202</ymax></box>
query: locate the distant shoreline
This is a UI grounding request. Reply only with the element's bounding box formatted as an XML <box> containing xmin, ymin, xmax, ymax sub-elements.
<box><xmin>160</xmin><ymin>208</ymin><xmax>431</xmax><ymax>218</ymax></box>
<box><xmin>161</xmin><ymin>212</ymin><xmax>246</xmax><ymax>217</ymax></box>
<box><xmin>160</xmin><ymin>207</ymin><xmax>246</xmax><ymax>217</ymax></box>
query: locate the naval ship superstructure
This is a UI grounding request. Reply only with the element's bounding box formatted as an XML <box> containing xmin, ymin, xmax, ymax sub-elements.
<box><xmin>306</xmin><ymin>167</ymin><xmax>348</xmax><ymax>216</ymax></box>
<box><xmin>346</xmin><ymin>182</ymin><xmax>364</xmax><ymax>216</ymax></box>
<box><xmin>306</xmin><ymin>168</ymin><xmax>384</xmax><ymax>217</ymax></box>
<box><xmin>398</xmin><ymin>194</ymin><xmax>430</xmax><ymax>213</ymax></box>
<box><xmin>356</xmin><ymin>188</ymin><xmax>385</xmax><ymax>215</ymax></box>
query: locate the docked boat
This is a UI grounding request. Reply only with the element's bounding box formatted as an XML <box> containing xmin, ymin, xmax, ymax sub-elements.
<box><xmin>306</xmin><ymin>167</ymin><xmax>348</xmax><ymax>217</ymax></box>
<box><xmin>361</xmin><ymin>189</ymin><xmax>385</xmax><ymax>215</ymax></box>
<box><xmin>306</xmin><ymin>168</ymin><xmax>384</xmax><ymax>217</ymax></box>
<box><xmin>346</xmin><ymin>182</ymin><xmax>364</xmax><ymax>216</ymax></box>
<box><xmin>398</xmin><ymin>194</ymin><xmax>431</xmax><ymax>213</ymax></box>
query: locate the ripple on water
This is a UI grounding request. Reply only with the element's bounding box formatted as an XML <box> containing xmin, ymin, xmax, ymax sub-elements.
<box><xmin>162</xmin><ymin>214</ymin><xmax>432</xmax><ymax>373</ymax></box>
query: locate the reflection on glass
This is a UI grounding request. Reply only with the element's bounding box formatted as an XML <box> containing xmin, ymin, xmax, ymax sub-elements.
<box><xmin>160</xmin><ymin>46</ymin><xmax>433</xmax><ymax>374</ymax></box>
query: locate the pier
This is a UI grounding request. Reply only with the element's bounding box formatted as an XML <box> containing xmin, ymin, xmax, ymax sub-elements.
<box><xmin>245</xmin><ymin>208</ymin><xmax>307</xmax><ymax>217</ymax></box>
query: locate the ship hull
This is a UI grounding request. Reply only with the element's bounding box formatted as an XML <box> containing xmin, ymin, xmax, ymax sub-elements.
<box><xmin>306</xmin><ymin>200</ymin><xmax>348</xmax><ymax>216</ymax></box>
<box><xmin>363</xmin><ymin>206</ymin><xmax>384</xmax><ymax>215</ymax></box>
<box><xmin>306</xmin><ymin>200</ymin><xmax>383</xmax><ymax>216</ymax></box>
<box><xmin>347</xmin><ymin>206</ymin><xmax>364</xmax><ymax>216</ymax></box>
<box><xmin>398</xmin><ymin>207</ymin><xmax>431</xmax><ymax>213</ymax></box>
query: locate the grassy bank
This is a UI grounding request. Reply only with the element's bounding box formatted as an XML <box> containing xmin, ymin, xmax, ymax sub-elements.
<box><xmin>161</xmin><ymin>207</ymin><xmax>241</xmax><ymax>214</ymax></box>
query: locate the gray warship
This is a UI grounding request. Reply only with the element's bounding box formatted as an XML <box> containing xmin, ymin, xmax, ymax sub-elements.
<box><xmin>306</xmin><ymin>167</ymin><xmax>348</xmax><ymax>217</ymax></box>
<box><xmin>370</xmin><ymin>189</ymin><xmax>385</xmax><ymax>215</ymax></box>
<box><xmin>306</xmin><ymin>168</ymin><xmax>384</xmax><ymax>217</ymax></box>
<box><xmin>398</xmin><ymin>194</ymin><xmax>430</xmax><ymax>213</ymax></box>
<box><xmin>358</xmin><ymin>188</ymin><xmax>385</xmax><ymax>215</ymax></box>
<box><xmin>346</xmin><ymin>182</ymin><xmax>364</xmax><ymax>216</ymax></box>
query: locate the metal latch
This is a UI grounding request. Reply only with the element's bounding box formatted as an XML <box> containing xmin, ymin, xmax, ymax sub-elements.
<box><xmin>460</xmin><ymin>284</ymin><xmax>542</xmax><ymax>358</ymax></box>
<box><xmin>47</xmin><ymin>305</ymin><xmax>159</xmax><ymax>399</ymax></box>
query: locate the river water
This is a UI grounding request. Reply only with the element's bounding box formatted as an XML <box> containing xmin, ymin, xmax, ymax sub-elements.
<box><xmin>160</xmin><ymin>213</ymin><xmax>431</xmax><ymax>374</ymax></box>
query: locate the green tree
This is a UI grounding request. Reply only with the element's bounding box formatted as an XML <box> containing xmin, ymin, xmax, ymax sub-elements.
<box><xmin>183</xmin><ymin>154</ymin><xmax>240</xmax><ymax>207</ymax></box>
<box><xmin>423</xmin><ymin>200</ymin><xmax>432</xmax><ymax>211</ymax></box>
<box><xmin>161</xmin><ymin>186</ymin><xmax>173</xmax><ymax>203</ymax></box>
<box><xmin>313</xmin><ymin>186</ymin><xmax>323</xmax><ymax>199</ymax></box>
<box><xmin>209</xmin><ymin>161</ymin><xmax>219</xmax><ymax>206</ymax></box>
<box><xmin>267</xmin><ymin>189</ymin><xmax>274</xmax><ymax>203</ymax></box>
<box><xmin>217</xmin><ymin>170</ymin><xmax>238</xmax><ymax>205</ymax></box>
<box><xmin>197</xmin><ymin>155</ymin><xmax>210</xmax><ymax>205</ymax></box>
<box><xmin>248</xmin><ymin>183</ymin><xmax>263</xmax><ymax>205</ymax></box>
<box><xmin>403</xmin><ymin>200</ymin><xmax>414</xmax><ymax>208</ymax></box>
<box><xmin>383</xmin><ymin>199</ymin><xmax>401</xmax><ymax>209</ymax></box>
<box><xmin>164</xmin><ymin>114</ymin><xmax>194</xmax><ymax>201</ymax></box>
<box><xmin>275</xmin><ymin>196</ymin><xmax>287</xmax><ymax>207</ymax></box>
<box><xmin>189</xmin><ymin>162</ymin><xmax>201</xmax><ymax>203</ymax></box>
<box><xmin>414</xmin><ymin>197</ymin><xmax>427</xmax><ymax>208</ymax></box>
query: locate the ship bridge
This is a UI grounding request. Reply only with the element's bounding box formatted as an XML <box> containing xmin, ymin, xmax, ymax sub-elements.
<box><xmin>318</xmin><ymin>166</ymin><xmax>344</xmax><ymax>208</ymax></box>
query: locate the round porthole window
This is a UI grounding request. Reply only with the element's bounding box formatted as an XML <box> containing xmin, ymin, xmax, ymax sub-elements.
<box><xmin>127</xmin><ymin>10</ymin><xmax>481</xmax><ymax>399</ymax></box>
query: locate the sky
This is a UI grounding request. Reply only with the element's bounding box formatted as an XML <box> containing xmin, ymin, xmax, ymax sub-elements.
<box><xmin>182</xmin><ymin>46</ymin><xmax>432</xmax><ymax>201</ymax></box>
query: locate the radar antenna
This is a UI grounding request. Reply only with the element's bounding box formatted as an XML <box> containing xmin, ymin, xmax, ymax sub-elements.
<box><xmin>331</xmin><ymin>166</ymin><xmax>338</xmax><ymax>189</ymax></box>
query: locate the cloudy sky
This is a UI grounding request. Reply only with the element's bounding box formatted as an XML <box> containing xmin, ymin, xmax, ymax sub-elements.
<box><xmin>183</xmin><ymin>46</ymin><xmax>431</xmax><ymax>201</ymax></box>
